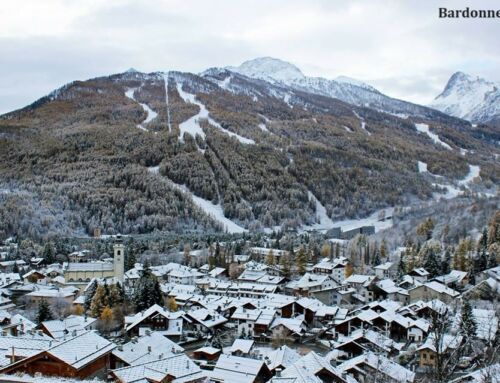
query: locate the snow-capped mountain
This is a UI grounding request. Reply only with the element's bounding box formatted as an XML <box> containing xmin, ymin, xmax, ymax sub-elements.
<box><xmin>430</xmin><ymin>71</ymin><xmax>500</xmax><ymax>124</ymax></box>
<box><xmin>224</xmin><ymin>57</ymin><xmax>452</xmax><ymax>120</ymax></box>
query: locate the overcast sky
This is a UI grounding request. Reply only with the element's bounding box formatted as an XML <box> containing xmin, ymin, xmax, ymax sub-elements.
<box><xmin>1</xmin><ymin>0</ymin><xmax>499</xmax><ymax>114</ymax></box>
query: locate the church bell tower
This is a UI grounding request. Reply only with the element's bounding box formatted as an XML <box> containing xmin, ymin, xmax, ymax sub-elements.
<box><xmin>113</xmin><ymin>235</ymin><xmax>125</xmax><ymax>283</ymax></box>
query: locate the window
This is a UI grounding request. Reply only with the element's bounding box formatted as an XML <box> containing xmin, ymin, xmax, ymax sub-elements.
<box><xmin>117</xmin><ymin>250</ymin><xmax>121</xmax><ymax>256</ymax></box>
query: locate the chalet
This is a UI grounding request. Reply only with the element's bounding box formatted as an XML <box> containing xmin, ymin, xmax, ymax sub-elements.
<box><xmin>434</xmin><ymin>270</ymin><xmax>469</xmax><ymax>289</ymax></box>
<box><xmin>288</xmin><ymin>273</ymin><xmax>337</xmax><ymax>299</ymax></box>
<box><xmin>334</xmin><ymin>329</ymin><xmax>403</xmax><ymax>359</ymax></box>
<box><xmin>265</xmin><ymin>345</ymin><xmax>300</xmax><ymax>373</ymax></box>
<box><xmin>25</xmin><ymin>286</ymin><xmax>79</xmax><ymax>307</ymax></box>
<box><xmin>38</xmin><ymin>315</ymin><xmax>98</xmax><ymax>339</ymax></box>
<box><xmin>408</xmin><ymin>281</ymin><xmax>460</xmax><ymax>303</ymax></box>
<box><xmin>374</xmin><ymin>262</ymin><xmax>396</xmax><ymax>279</ymax></box>
<box><xmin>408</xmin><ymin>268</ymin><xmax>430</xmax><ymax>283</ymax></box>
<box><xmin>375</xmin><ymin>279</ymin><xmax>409</xmax><ymax>303</ymax></box>
<box><xmin>270</xmin><ymin>317</ymin><xmax>307</xmax><ymax>339</ymax></box>
<box><xmin>0</xmin><ymin>331</ymin><xmax>115</xmax><ymax>379</ymax></box>
<box><xmin>343</xmin><ymin>274</ymin><xmax>377</xmax><ymax>303</ymax></box>
<box><xmin>210</xmin><ymin>354</ymin><xmax>272</xmax><ymax>383</ymax></box>
<box><xmin>22</xmin><ymin>270</ymin><xmax>46</xmax><ymax>283</ymax></box>
<box><xmin>192</xmin><ymin>346</ymin><xmax>221</xmax><ymax>361</ymax></box>
<box><xmin>230</xmin><ymin>339</ymin><xmax>255</xmax><ymax>356</ymax></box>
<box><xmin>312</xmin><ymin>257</ymin><xmax>348</xmax><ymax>283</ymax></box>
<box><xmin>111</xmin><ymin>331</ymin><xmax>184</xmax><ymax>368</ymax></box>
<box><xmin>338</xmin><ymin>352</ymin><xmax>415</xmax><ymax>383</ymax></box>
<box><xmin>0</xmin><ymin>313</ymin><xmax>35</xmax><ymax>336</ymax></box>
<box><xmin>281</xmin><ymin>351</ymin><xmax>348</xmax><ymax>382</ymax></box>
<box><xmin>124</xmin><ymin>304</ymin><xmax>183</xmax><ymax>339</ymax></box>
<box><xmin>231</xmin><ymin>307</ymin><xmax>276</xmax><ymax>338</ymax></box>
<box><xmin>110</xmin><ymin>353</ymin><xmax>206</xmax><ymax>383</ymax></box>
<box><xmin>184</xmin><ymin>307</ymin><xmax>227</xmax><ymax>334</ymax></box>
<box><xmin>417</xmin><ymin>333</ymin><xmax>463</xmax><ymax>369</ymax></box>
<box><xmin>68</xmin><ymin>250</ymin><xmax>92</xmax><ymax>263</ymax></box>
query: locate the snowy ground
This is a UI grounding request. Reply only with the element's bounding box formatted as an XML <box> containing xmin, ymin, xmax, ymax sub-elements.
<box><xmin>414</xmin><ymin>123</ymin><xmax>451</xmax><ymax>150</ymax></box>
<box><xmin>330</xmin><ymin>207</ymin><xmax>394</xmax><ymax>233</ymax></box>
<box><xmin>458</xmin><ymin>164</ymin><xmax>480</xmax><ymax>186</ymax></box>
<box><xmin>433</xmin><ymin>164</ymin><xmax>481</xmax><ymax>199</ymax></box>
<box><xmin>176</xmin><ymin>83</ymin><xmax>254</xmax><ymax>144</ymax></box>
<box><xmin>301</xmin><ymin>191</ymin><xmax>334</xmax><ymax>231</ymax></box>
<box><xmin>417</xmin><ymin>161</ymin><xmax>428</xmax><ymax>173</ymax></box>
<box><xmin>125</xmin><ymin>88</ymin><xmax>158</xmax><ymax>131</ymax></box>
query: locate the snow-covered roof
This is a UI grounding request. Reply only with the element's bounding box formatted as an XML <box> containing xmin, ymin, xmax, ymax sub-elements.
<box><xmin>40</xmin><ymin>315</ymin><xmax>97</xmax><ymax>339</ymax></box>
<box><xmin>338</xmin><ymin>352</ymin><xmax>415</xmax><ymax>382</ymax></box>
<box><xmin>112</xmin><ymin>353</ymin><xmax>205</xmax><ymax>383</ymax></box>
<box><xmin>230</xmin><ymin>339</ymin><xmax>254</xmax><ymax>354</ymax></box>
<box><xmin>417</xmin><ymin>333</ymin><xmax>463</xmax><ymax>353</ymax></box>
<box><xmin>265</xmin><ymin>345</ymin><xmax>300</xmax><ymax>371</ymax></box>
<box><xmin>113</xmin><ymin>331</ymin><xmax>184</xmax><ymax>366</ymax></box>
<box><xmin>374</xmin><ymin>262</ymin><xmax>394</xmax><ymax>270</ymax></box>
<box><xmin>210</xmin><ymin>354</ymin><xmax>267</xmax><ymax>383</ymax></box>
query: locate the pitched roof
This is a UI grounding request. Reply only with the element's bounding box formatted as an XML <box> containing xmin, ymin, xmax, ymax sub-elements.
<box><xmin>113</xmin><ymin>331</ymin><xmax>184</xmax><ymax>366</ymax></box>
<box><xmin>111</xmin><ymin>353</ymin><xmax>205</xmax><ymax>383</ymax></box>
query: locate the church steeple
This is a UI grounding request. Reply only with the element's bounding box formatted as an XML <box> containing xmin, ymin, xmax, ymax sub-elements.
<box><xmin>113</xmin><ymin>235</ymin><xmax>125</xmax><ymax>283</ymax></box>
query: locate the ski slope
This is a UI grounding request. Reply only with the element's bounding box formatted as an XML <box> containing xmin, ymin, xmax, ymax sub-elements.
<box><xmin>415</xmin><ymin>123</ymin><xmax>451</xmax><ymax>150</ymax></box>
<box><xmin>125</xmin><ymin>88</ymin><xmax>158</xmax><ymax>131</ymax></box>
<box><xmin>176</xmin><ymin>83</ymin><xmax>255</xmax><ymax>144</ymax></box>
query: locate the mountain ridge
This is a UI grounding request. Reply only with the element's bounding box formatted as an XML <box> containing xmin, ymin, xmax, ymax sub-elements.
<box><xmin>0</xmin><ymin>63</ymin><xmax>498</xmax><ymax>239</ymax></box>
<box><xmin>430</xmin><ymin>71</ymin><xmax>500</xmax><ymax>124</ymax></box>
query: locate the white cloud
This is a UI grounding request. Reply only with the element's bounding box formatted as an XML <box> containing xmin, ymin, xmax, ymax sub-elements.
<box><xmin>0</xmin><ymin>0</ymin><xmax>499</xmax><ymax>113</ymax></box>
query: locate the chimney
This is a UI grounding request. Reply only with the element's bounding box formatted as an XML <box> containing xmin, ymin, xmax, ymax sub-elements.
<box><xmin>275</xmin><ymin>368</ymin><xmax>282</xmax><ymax>377</ymax></box>
<box><xmin>148</xmin><ymin>346</ymin><xmax>152</xmax><ymax>353</ymax></box>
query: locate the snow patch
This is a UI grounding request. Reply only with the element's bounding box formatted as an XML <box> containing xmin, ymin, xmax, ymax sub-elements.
<box><xmin>458</xmin><ymin>164</ymin><xmax>480</xmax><ymax>186</ymax></box>
<box><xmin>418</xmin><ymin>161</ymin><xmax>428</xmax><ymax>173</ymax></box>
<box><xmin>176</xmin><ymin>83</ymin><xmax>255</xmax><ymax>145</ymax></box>
<box><xmin>343</xmin><ymin>126</ymin><xmax>353</xmax><ymax>133</ymax></box>
<box><xmin>258</xmin><ymin>123</ymin><xmax>269</xmax><ymax>132</ymax></box>
<box><xmin>147</xmin><ymin>166</ymin><xmax>160</xmax><ymax>174</ymax></box>
<box><xmin>415</xmin><ymin>123</ymin><xmax>451</xmax><ymax>150</ymax></box>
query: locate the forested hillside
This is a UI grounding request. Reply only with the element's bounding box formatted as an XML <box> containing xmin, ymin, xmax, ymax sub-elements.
<box><xmin>0</xmin><ymin>69</ymin><xmax>498</xmax><ymax>240</ymax></box>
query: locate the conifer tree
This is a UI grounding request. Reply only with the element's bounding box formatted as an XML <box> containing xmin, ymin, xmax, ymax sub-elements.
<box><xmin>36</xmin><ymin>299</ymin><xmax>53</xmax><ymax>324</ymax></box>
<box><xmin>440</xmin><ymin>248</ymin><xmax>451</xmax><ymax>275</ymax></box>
<box><xmin>84</xmin><ymin>279</ymin><xmax>98</xmax><ymax>312</ymax></box>
<box><xmin>42</xmin><ymin>242</ymin><xmax>55</xmax><ymax>264</ymax></box>
<box><xmin>460</xmin><ymin>301</ymin><xmax>477</xmax><ymax>339</ymax></box>
<box><xmin>125</xmin><ymin>249</ymin><xmax>137</xmax><ymax>272</ymax></box>
<box><xmin>424</xmin><ymin>248</ymin><xmax>441</xmax><ymax>278</ymax></box>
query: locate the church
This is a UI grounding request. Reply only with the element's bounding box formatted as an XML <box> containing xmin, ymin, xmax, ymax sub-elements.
<box><xmin>64</xmin><ymin>237</ymin><xmax>125</xmax><ymax>290</ymax></box>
